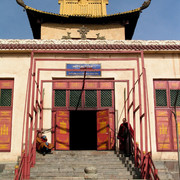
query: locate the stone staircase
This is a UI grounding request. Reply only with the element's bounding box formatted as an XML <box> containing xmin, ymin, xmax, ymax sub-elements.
<box><xmin>30</xmin><ymin>151</ymin><xmax>141</xmax><ymax>180</ymax></box>
<box><xmin>154</xmin><ymin>160</ymin><xmax>178</xmax><ymax>180</ymax></box>
<box><xmin>0</xmin><ymin>162</ymin><xmax>16</xmax><ymax>180</ymax></box>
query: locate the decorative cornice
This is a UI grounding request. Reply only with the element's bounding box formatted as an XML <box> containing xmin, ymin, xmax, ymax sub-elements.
<box><xmin>0</xmin><ymin>40</ymin><xmax>180</xmax><ymax>52</ymax></box>
<box><xmin>140</xmin><ymin>0</ymin><xmax>151</xmax><ymax>11</ymax></box>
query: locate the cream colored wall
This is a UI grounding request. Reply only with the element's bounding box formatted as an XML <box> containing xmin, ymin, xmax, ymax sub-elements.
<box><xmin>144</xmin><ymin>53</ymin><xmax>180</xmax><ymax>160</ymax></box>
<box><xmin>0</xmin><ymin>51</ymin><xmax>179</xmax><ymax>162</ymax></box>
<box><xmin>41</xmin><ymin>23</ymin><xmax>125</xmax><ymax>40</ymax></box>
<box><xmin>0</xmin><ymin>54</ymin><xmax>30</xmax><ymax>162</ymax></box>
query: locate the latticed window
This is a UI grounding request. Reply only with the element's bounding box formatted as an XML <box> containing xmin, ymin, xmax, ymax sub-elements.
<box><xmin>101</xmin><ymin>90</ymin><xmax>112</xmax><ymax>107</ymax></box>
<box><xmin>155</xmin><ymin>89</ymin><xmax>167</xmax><ymax>107</ymax></box>
<box><xmin>54</xmin><ymin>90</ymin><xmax>66</xmax><ymax>107</ymax></box>
<box><xmin>70</xmin><ymin>90</ymin><xmax>82</xmax><ymax>107</ymax></box>
<box><xmin>170</xmin><ymin>90</ymin><xmax>180</xmax><ymax>107</ymax></box>
<box><xmin>0</xmin><ymin>89</ymin><xmax>12</xmax><ymax>106</ymax></box>
<box><xmin>85</xmin><ymin>90</ymin><xmax>97</xmax><ymax>107</ymax></box>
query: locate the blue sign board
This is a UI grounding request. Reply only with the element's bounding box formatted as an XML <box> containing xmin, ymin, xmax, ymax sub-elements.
<box><xmin>66</xmin><ymin>64</ymin><xmax>101</xmax><ymax>76</ymax></box>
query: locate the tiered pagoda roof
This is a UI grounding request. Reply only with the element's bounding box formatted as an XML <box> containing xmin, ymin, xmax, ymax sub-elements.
<box><xmin>16</xmin><ymin>0</ymin><xmax>151</xmax><ymax>40</ymax></box>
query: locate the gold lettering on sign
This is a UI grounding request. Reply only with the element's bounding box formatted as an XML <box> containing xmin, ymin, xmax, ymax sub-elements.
<box><xmin>160</xmin><ymin>124</ymin><xmax>168</xmax><ymax>135</ymax></box>
<box><xmin>0</xmin><ymin>124</ymin><xmax>8</xmax><ymax>136</ymax></box>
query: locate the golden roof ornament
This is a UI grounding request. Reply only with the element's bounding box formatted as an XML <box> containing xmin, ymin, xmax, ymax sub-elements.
<box><xmin>58</xmin><ymin>0</ymin><xmax>108</xmax><ymax>16</ymax></box>
<box><xmin>140</xmin><ymin>0</ymin><xmax>151</xmax><ymax>10</ymax></box>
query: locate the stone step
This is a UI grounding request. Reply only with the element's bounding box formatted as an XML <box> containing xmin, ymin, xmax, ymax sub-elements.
<box><xmin>36</xmin><ymin>157</ymin><xmax>120</xmax><ymax>163</ymax></box>
<box><xmin>30</xmin><ymin>172</ymin><xmax>133</xmax><ymax>178</ymax></box>
<box><xmin>31</xmin><ymin>168</ymin><xmax>129</xmax><ymax>174</ymax></box>
<box><xmin>31</xmin><ymin>165</ymin><xmax>126</xmax><ymax>171</ymax></box>
<box><xmin>48</xmin><ymin>151</ymin><xmax>116</xmax><ymax>155</ymax></box>
<box><xmin>34</xmin><ymin>162</ymin><xmax>124</xmax><ymax>166</ymax></box>
<box><xmin>30</xmin><ymin>151</ymin><xmax>138</xmax><ymax>180</ymax></box>
<box><xmin>0</xmin><ymin>175</ymin><xmax>14</xmax><ymax>180</ymax></box>
<box><xmin>30</xmin><ymin>178</ymin><xmax>143</xmax><ymax>180</ymax></box>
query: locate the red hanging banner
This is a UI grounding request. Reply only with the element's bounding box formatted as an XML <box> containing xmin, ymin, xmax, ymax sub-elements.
<box><xmin>55</xmin><ymin>110</ymin><xmax>69</xmax><ymax>150</ymax></box>
<box><xmin>97</xmin><ymin>110</ymin><xmax>109</xmax><ymax>150</ymax></box>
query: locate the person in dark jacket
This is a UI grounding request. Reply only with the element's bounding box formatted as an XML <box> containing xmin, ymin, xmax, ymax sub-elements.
<box><xmin>117</xmin><ymin>118</ymin><xmax>134</xmax><ymax>157</ymax></box>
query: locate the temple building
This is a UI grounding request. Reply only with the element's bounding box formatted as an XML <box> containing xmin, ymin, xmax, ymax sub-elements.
<box><xmin>0</xmin><ymin>0</ymin><xmax>180</xmax><ymax>179</ymax></box>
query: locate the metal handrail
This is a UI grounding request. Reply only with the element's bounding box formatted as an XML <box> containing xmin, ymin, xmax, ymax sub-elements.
<box><xmin>129</xmin><ymin>133</ymin><xmax>160</xmax><ymax>180</ymax></box>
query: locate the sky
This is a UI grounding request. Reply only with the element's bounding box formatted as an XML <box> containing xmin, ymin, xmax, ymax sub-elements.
<box><xmin>0</xmin><ymin>0</ymin><xmax>180</xmax><ymax>40</ymax></box>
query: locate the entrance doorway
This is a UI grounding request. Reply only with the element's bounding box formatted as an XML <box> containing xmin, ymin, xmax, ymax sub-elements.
<box><xmin>70</xmin><ymin>111</ymin><xmax>97</xmax><ymax>150</ymax></box>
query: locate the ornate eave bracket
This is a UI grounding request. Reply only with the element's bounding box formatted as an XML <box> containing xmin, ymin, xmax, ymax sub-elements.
<box><xmin>140</xmin><ymin>0</ymin><xmax>151</xmax><ymax>11</ymax></box>
<box><xmin>16</xmin><ymin>0</ymin><xmax>26</xmax><ymax>8</ymax></box>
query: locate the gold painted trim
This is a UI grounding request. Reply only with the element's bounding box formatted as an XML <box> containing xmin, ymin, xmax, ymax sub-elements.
<box><xmin>16</xmin><ymin>0</ymin><xmax>151</xmax><ymax>18</ymax></box>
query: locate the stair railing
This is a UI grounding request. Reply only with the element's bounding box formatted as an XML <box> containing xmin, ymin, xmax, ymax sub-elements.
<box><xmin>130</xmin><ymin>133</ymin><xmax>160</xmax><ymax>179</ymax></box>
<box><xmin>117</xmin><ymin>52</ymin><xmax>160</xmax><ymax>180</ymax></box>
<box><xmin>14</xmin><ymin>53</ymin><xmax>43</xmax><ymax>180</ymax></box>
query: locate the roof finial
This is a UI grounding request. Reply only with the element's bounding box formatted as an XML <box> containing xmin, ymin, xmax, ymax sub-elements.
<box><xmin>140</xmin><ymin>0</ymin><xmax>151</xmax><ymax>10</ymax></box>
<box><xmin>16</xmin><ymin>0</ymin><xmax>26</xmax><ymax>8</ymax></box>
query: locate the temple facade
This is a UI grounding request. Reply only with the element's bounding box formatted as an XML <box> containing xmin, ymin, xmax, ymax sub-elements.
<box><xmin>0</xmin><ymin>0</ymin><xmax>179</xmax><ymax>164</ymax></box>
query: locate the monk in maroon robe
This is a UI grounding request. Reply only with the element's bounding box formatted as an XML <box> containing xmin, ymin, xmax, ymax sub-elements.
<box><xmin>117</xmin><ymin>118</ymin><xmax>134</xmax><ymax>156</ymax></box>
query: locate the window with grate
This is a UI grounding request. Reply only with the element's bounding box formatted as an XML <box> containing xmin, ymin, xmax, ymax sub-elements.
<box><xmin>155</xmin><ymin>89</ymin><xmax>167</xmax><ymax>107</ymax></box>
<box><xmin>170</xmin><ymin>90</ymin><xmax>180</xmax><ymax>107</ymax></box>
<box><xmin>0</xmin><ymin>89</ymin><xmax>12</xmax><ymax>106</ymax></box>
<box><xmin>70</xmin><ymin>90</ymin><xmax>82</xmax><ymax>107</ymax></box>
<box><xmin>101</xmin><ymin>90</ymin><xmax>112</xmax><ymax>107</ymax></box>
<box><xmin>54</xmin><ymin>90</ymin><xmax>66</xmax><ymax>107</ymax></box>
<box><xmin>85</xmin><ymin>90</ymin><xmax>97</xmax><ymax>107</ymax></box>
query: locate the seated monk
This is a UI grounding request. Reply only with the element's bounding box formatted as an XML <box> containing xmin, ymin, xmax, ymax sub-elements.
<box><xmin>36</xmin><ymin>131</ymin><xmax>54</xmax><ymax>156</ymax></box>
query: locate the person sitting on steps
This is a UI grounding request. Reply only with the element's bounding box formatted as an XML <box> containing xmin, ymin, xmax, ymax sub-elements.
<box><xmin>36</xmin><ymin>130</ymin><xmax>54</xmax><ymax>156</ymax></box>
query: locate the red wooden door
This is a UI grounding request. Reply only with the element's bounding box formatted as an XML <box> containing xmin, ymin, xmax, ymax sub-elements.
<box><xmin>55</xmin><ymin>110</ymin><xmax>69</xmax><ymax>150</ymax></box>
<box><xmin>97</xmin><ymin>110</ymin><xmax>109</xmax><ymax>150</ymax></box>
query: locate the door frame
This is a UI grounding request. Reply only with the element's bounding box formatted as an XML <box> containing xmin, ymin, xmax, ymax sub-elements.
<box><xmin>51</xmin><ymin>78</ymin><xmax>115</xmax><ymax>150</ymax></box>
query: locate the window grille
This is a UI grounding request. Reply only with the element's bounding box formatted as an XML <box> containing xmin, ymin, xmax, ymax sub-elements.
<box><xmin>70</xmin><ymin>90</ymin><xmax>82</xmax><ymax>107</ymax></box>
<box><xmin>0</xmin><ymin>89</ymin><xmax>12</xmax><ymax>106</ymax></box>
<box><xmin>155</xmin><ymin>89</ymin><xmax>167</xmax><ymax>107</ymax></box>
<box><xmin>170</xmin><ymin>90</ymin><xmax>180</xmax><ymax>107</ymax></box>
<box><xmin>101</xmin><ymin>90</ymin><xmax>112</xmax><ymax>107</ymax></box>
<box><xmin>85</xmin><ymin>90</ymin><xmax>97</xmax><ymax>107</ymax></box>
<box><xmin>54</xmin><ymin>90</ymin><xmax>66</xmax><ymax>107</ymax></box>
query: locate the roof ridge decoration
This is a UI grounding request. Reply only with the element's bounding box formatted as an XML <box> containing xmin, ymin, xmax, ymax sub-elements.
<box><xmin>16</xmin><ymin>0</ymin><xmax>26</xmax><ymax>8</ymax></box>
<box><xmin>140</xmin><ymin>0</ymin><xmax>151</xmax><ymax>10</ymax></box>
<box><xmin>16</xmin><ymin>0</ymin><xmax>151</xmax><ymax>17</ymax></box>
